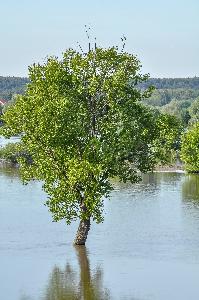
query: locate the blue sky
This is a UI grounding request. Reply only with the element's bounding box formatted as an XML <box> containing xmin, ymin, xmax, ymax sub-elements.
<box><xmin>1</xmin><ymin>0</ymin><xmax>198</xmax><ymax>77</ymax></box>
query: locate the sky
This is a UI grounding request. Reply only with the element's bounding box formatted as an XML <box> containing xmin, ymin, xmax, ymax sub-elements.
<box><xmin>0</xmin><ymin>0</ymin><xmax>199</xmax><ymax>78</ymax></box>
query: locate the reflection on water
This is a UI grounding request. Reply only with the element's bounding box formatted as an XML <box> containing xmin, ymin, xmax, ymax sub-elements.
<box><xmin>112</xmin><ymin>172</ymin><xmax>182</xmax><ymax>195</ymax></box>
<box><xmin>44</xmin><ymin>247</ymin><xmax>110</xmax><ymax>300</ymax></box>
<box><xmin>182</xmin><ymin>174</ymin><xmax>199</xmax><ymax>204</ymax></box>
<box><xmin>0</xmin><ymin>135</ymin><xmax>21</xmax><ymax>147</ymax></box>
<box><xmin>1</xmin><ymin>170</ymin><xmax>199</xmax><ymax>300</ymax></box>
<box><xmin>0</xmin><ymin>165</ymin><xmax>19</xmax><ymax>178</ymax></box>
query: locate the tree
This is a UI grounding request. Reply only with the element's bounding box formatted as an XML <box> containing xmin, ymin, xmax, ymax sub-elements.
<box><xmin>189</xmin><ymin>97</ymin><xmax>199</xmax><ymax>124</ymax></box>
<box><xmin>1</xmin><ymin>45</ymin><xmax>179</xmax><ymax>245</ymax></box>
<box><xmin>181</xmin><ymin>122</ymin><xmax>199</xmax><ymax>172</ymax></box>
<box><xmin>160</xmin><ymin>99</ymin><xmax>191</xmax><ymax>125</ymax></box>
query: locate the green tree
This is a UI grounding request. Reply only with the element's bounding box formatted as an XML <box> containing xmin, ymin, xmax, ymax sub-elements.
<box><xmin>2</xmin><ymin>94</ymin><xmax>18</xmax><ymax>114</ymax></box>
<box><xmin>160</xmin><ymin>99</ymin><xmax>191</xmax><ymax>125</ymax></box>
<box><xmin>1</xmin><ymin>46</ymin><xmax>179</xmax><ymax>245</ymax></box>
<box><xmin>189</xmin><ymin>97</ymin><xmax>199</xmax><ymax>124</ymax></box>
<box><xmin>181</xmin><ymin>122</ymin><xmax>199</xmax><ymax>172</ymax></box>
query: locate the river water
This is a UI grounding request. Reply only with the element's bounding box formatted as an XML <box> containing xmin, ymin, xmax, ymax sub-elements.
<box><xmin>1</xmin><ymin>169</ymin><xmax>199</xmax><ymax>300</ymax></box>
<box><xmin>0</xmin><ymin>136</ymin><xmax>21</xmax><ymax>147</ymax></box>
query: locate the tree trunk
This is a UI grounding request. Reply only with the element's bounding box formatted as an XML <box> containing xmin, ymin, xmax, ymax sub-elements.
<box><xmin>74</xmin><ymin>217</ymin><xmax>91</xmax><ymax>245</ymax></box>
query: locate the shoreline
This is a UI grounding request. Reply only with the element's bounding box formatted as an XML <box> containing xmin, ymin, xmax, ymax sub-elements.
<box><xmin>154</xmin><ymin>164</ymin><xmax>185</xmax><ymax>173</ymax></box>
<box><xmin>0</xmin><ymin>158</ymin><xmax>19</xmax><ymax>168</ymax></box>
<box><xmin>0</xmin><ymin>159</ymin><xmax>185</xmax><ymax>173</ymax></box>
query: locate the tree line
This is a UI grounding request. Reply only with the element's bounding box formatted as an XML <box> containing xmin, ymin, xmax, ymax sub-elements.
<box><xmin>0</xmin><ymin>76</ymin><xmax>29</xmax><ymax>100</ymax></box>
<box><xmin>1</xmin><ymin>76</ymin><xmax>199</xmax><ymax>100</ymax></box>
<box><xmin>140</xmin><ymin>77</ymin><xmax>199</xmax><ymax>90</ymax></box>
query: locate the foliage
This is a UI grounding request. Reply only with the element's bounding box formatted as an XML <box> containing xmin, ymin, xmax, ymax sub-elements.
<box><xmin>153</xmin><ymin>112</ymin><xmax>182</xmax><ymax>159</ymax></box>
<box><xmin>160</xmin><ymin>99</ymin><xmax>192</xmax><ymax>125</ymax></box>
<box><xmin>189</xmin><ymin>97</ymin><xmax>199</xmax><ymax>124</ymax></box>
<box><xmin>1</xmin><ymin>46</ymin><xmax>180</xmax><ymax>225</ymax></box>
<box><xmin>2</xmin><ymin>94</ymin><xmax>18</xmax><ymax>114</ymax></box>
<box><xmin>0</xmin><ymin>142</ymin><xmax>22</xmax><ymax>163</ymax></box>
<box><xmin>181</xmin><ymin>122</ymin><xmax>199</xmax><ymax>172</ymax></box>
<box><xmin>143</xmin><ymin>86</ymin><xmax>199</xmax><ymax>126</ymax></box>
<box><xmin>143</xmin><ymin>88</ymin><xmax>199</xmax><ymax>107</ymax></box>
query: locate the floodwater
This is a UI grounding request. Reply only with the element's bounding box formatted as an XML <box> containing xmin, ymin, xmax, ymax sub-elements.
<box><xmin>1</xmin><ymin>169</ymin><xmax>199</xmax><ymax>300</ymax></box>
<box><xmin>0</xmin><ymin>136</ymin><xmax>21</xmax><ymax>147</ymax></box>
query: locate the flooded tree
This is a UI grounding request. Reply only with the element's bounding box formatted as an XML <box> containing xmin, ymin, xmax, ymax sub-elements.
<box><xmin>1</xmin><ymin>45</ymin><xmax>179</xmax><ymax>244</ymax></box>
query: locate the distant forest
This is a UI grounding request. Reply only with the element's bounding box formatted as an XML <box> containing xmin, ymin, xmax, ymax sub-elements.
<box><xmin>1</xmin><ymin>76</ymin><xmax>199</xmax><ymax>100</ymax></box>
<box><xmin>1</xmin><ymin>76</ymin><xmax>199</xmax><ymax>125</ymax></box>
<box><xmin>0</xmin><ymin>76</ymin><xmax>29</xmax><ymax>100</ymax></box>
<box><xmin>140</xmin><ymin>77</ymin><xmax>199</xmax><ymax>90</ymax></box>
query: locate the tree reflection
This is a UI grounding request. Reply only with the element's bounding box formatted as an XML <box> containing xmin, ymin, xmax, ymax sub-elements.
<box><xmin>0</xmin><ymin>166</ymin><xmax>19</xmax><ymax>178</ymax></box>
<box><xmin>111</xmin><ymin>173</ymin><xmax>159</xmax><ymax>193</ymax></box>
<box><xmin>44</xmin><ymin>246</ymin><xmax>110</xmax><ymax>300</ymax></box>
<box><xmin>20</xmin><ymin>295</ymin><xmax>33</xmax><ymax>300</ymax></box>
<box><xmin>182</xmin><ymin>174</ymin><xmax>199</xmax><ymax>204</ymax></box>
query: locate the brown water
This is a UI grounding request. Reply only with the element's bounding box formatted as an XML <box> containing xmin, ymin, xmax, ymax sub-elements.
<box><xmin>1</xmin><ymin>169</ymin><xmax>199</xmax><ymax>300</ymax></box>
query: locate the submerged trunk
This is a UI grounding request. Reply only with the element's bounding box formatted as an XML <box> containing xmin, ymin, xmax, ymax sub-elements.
<box><xmin>74</xmin><ymin>201</ymin><xmax>90</xmax><ymax>245</ymax></box>
<box><xmin>74</xmin><ymin>217</ymin><xmax>91</xmax><ymax>245</ymax></box>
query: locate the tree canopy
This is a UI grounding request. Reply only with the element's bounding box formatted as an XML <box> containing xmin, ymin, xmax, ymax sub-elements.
<box><xmin>189</xmin><ymin>97</ymin><xmax>199</xmax><ymax>124</ymax></box>
<box><xmin>1</xmin><ymin>46</ymin><xmax>180</xmax><ymax>244</ymax></box>
<box><xmin>160</xmin><ymin>99</ymin><xmax>192</xmax><ymax>125</ymax></box>
<box><xmin>181</xmin><ymin>122</ymin><xmax>199</xmax><ymax>172</ymax></box>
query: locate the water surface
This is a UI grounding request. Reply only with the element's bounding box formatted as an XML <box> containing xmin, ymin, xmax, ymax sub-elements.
<box><xmin>0</xmin><ymin>135</ymin><xmax>21</xmax><ymax>147</ymax></box>
<box><xmin>1</xmin><ymin>170</ymin><xmax>199</xmax><ymax>300</ymax></box>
